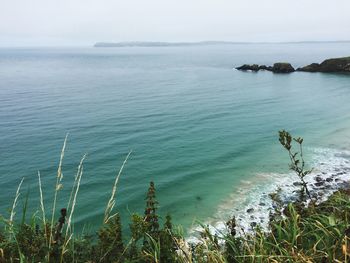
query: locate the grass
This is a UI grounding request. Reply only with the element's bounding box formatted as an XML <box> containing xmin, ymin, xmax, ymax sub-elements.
<box><xmin>0</xmin><ymin>131</ymin><xmax>350</xmax><ymax>262</ymax></box>
<box><xmin>49</xmin><ymin>133</ymin><xmax>68</xmax><ymax>259</ymax></box>
<box><xmin>104</xmin><ymin>150</ymin><xmax>132</xmax><ymax>224</ymax></box>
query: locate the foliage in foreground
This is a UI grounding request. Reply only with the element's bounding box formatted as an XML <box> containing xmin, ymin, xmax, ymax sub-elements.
<box><xmin>1</xmin><ymin>131</ymin><xmax>350</xmax><ymax>262</ymax></box>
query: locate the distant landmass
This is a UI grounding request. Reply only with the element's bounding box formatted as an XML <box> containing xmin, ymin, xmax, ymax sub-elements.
<box><xmin>94</xmin><ymin>40</ymin><xmax>350</xmax><ymax>48</ymax></box>
<box><xmin>94</xmin><ymin>41</ymin><xmax>248</xmax><ymax>47</ymax></box>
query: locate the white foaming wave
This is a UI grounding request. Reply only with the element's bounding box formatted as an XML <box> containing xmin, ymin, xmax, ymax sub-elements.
<box><xmin>187</xmin><ymin>147</ymin><xmax>350</xmax><ymax>243</ymax></box>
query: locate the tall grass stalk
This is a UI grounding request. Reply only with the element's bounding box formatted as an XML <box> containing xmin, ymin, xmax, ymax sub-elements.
<box><xmin>104</xmin><ymin>150</ymin><xmax>132</xmax><ymax>224</ymax></box>
<box><xmin>49</xmin><ymin>134</ymin><xmax>68</xmax><ymax>259</ymax></box>
<box><xmin>9</xmin><ymin>178</ymin><xmax>24</xmax><ymax>227</ymax></box>
<box><xmin>7</xmin><ymin>178</ymin><xmax>25</xmax><ymax>262</ymax></box>
<box><xmin>65</xmin><ymin>154</ymin><xmax>86</xmax><ymax>235</ymax></box>
<box><xmin>38</xmin><ymin>171</ymin><xmax>47</xmax><ymax>240</ymax></box>
<box><xmin>61</xmin><ymin>154</ymin><xmax>86</xmax><ymax>261</ymax></box>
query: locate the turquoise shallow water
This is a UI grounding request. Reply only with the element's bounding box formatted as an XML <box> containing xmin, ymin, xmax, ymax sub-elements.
<box><xmin>0</xmin><ymin>43</ymin><xmax>350</xmax><ymax>233</ymax></box>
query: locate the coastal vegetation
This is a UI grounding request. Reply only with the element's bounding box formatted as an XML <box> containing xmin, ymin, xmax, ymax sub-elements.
<box><xmin>0</xmin><ymin>131</ymin><xmax>349</xmax><ymax>262</ymax></box>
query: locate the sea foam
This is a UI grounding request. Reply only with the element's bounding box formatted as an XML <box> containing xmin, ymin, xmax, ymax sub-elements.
<box><xmin>187</xmin><ymin>147</ymin><xmax>350</xmax><ymax>243</ymax></box>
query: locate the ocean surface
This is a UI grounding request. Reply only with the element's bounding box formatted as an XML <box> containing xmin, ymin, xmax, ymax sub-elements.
<box><xmin>0</xmin><ymin>43</ymin><xmax>350</xmax><ymax>235</ymax></box>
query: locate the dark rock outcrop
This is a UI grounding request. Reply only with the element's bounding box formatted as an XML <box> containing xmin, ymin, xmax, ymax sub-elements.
<box><xmin>297</xmin><ymin>56</ymin><xmax>350</xmax><ymax>73</ymax></box>
<box><xmin>246</xmin><ymin>208</ymin><xmax>254</xmax><ymax>213</ymax></box>
<box><xmin>236</xmin><ymin>64</ymin><xmax>260</xmax><ymax>71</ymax></box>
<box><xmin>315</xmin><ymin>176</ymin><xmax>324</xmax><ymax>182</ymax></box>
<box><xmin>236</xmin><ymin>63</ymin><xmax>293</xmax><ymax>73</ymax></box>
<box><xmin>258</xmin><ymin>65</ymin><xmax>272</xmax><ymax>71</ymax></box>
<box><xmin>271</xmin><ymin>63</ymin><xmax>295</xmax><ymax>73</ymax></box>
<box><xmin>297</xmin><ymin>63</ymin><xmax>320</xmax><ymax>72</ymax></box>
<box><xmin>314</xmin><ymin>182</ymin><xmax>325</xmax><ymax>187</ymax></box>
<box><xmin>236</xmin><ymin>56</ymin><xmax>350</xmax><ymax>74</ymax></box>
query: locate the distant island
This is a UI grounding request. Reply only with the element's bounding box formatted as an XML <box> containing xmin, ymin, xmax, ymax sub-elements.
<box><xmin>94</xmin><ymin>41</ymin><xmax>252</xmax><ymax>47</ymax></box>
<box><xmin>94</xmin><ymin>40</ymin><xmax>350</xmax><ymax>48</ymax></box>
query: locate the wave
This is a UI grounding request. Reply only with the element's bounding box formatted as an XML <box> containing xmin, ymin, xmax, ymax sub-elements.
<box><xmin>187</xmin><ymin>147</ymin><xmax>350</xmax><ymax>242</ymax></box>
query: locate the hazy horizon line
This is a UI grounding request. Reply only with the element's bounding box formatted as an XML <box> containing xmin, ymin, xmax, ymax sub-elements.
<box><xmin>1</xmin><ymin>39</ymin><xmax>350</xmax><ymax>49</ymax></box>
<box><xmin>95</xmin><ymin>40</ymin><xmax>350</xmax><ymax>47</ymax></box>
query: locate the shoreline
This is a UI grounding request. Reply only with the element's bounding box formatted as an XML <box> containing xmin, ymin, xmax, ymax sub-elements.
<box><xmin>187</xmin><ymin>146</ymin><xmax>350</xmax><ymax>242</ymax></box>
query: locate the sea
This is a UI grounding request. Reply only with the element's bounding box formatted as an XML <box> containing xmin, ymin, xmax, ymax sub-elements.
<box><xmin>0</xmin><ymin>43</ymin><xmax>350</xmax><ymax>236</ymax></box>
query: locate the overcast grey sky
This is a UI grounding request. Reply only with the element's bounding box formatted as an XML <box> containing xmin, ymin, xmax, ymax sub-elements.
<box><xmin>1</xmin><ymin>0</ymin><xmax>349</xmax><ymax>46</ymax></box>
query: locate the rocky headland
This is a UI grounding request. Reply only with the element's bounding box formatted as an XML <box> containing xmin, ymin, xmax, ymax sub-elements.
<box><xmin>297</xmin><ymin>56</ymin><xmax>350</xmax><ymax>72</ymax></box>
<box><xmin>236</xmin><ymin>56</ymin><xmax>350</xmax><ymax>73</ymax></box>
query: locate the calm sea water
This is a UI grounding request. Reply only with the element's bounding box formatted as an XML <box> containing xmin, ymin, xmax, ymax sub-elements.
<box><xmin>0</xmin><ymin>43</ymin><xmax>350</xmax><ymax>233</ymax></box>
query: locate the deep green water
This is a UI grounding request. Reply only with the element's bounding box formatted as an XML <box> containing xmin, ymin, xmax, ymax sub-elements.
<box><xmin>0</xmin><ymin>43</ymin><xmax>350</xmax><ymax>234</ymax></box>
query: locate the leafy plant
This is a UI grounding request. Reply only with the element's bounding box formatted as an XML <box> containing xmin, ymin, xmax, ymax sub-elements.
<box><xmin>144</xmin><ymin>181</ymin><xmax>159</xmax><ymax>236</ymax></box>
<box><xmin>97</xmin><ymin>214</ymin><xmax>124</xmax><ymax>263</ymax></box>
<box><xmin>279</xmin><ymin>130</ymin><xmax>313</xmax><ymax>201</ymax></box>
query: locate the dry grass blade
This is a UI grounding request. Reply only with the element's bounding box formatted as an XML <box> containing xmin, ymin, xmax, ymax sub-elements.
<box><xmin>38</xmin><ymin>171</ymin><xmax>47</xmax><ymax>240</ymax></box>
<box><xmin>66</xmin><ymin>154</ymin><xmax>87</xmax><ymax>224</ymax></box>
<box><xmin>174</xmin><ymin>237</ymin><xmax>193</xmax><ymax>263</ymax></box>
<box><xmin>49</xmin><ymin>133</ymin><xmax>68</xmax><ymax>254</ymax></box>
<box><xmin>60</xmin><ymin>154</ymin><xmax>86</xmax><ymax>263</ymax></box>
<box><xmin>58</xmin><ymin>134</ymin><xmax>69</xmax><ymax>179</ymax></box>
<box><xmin>65</xmin><ymin>154</ymin><xmax>86</xmax><ymax>236</ymax></box>
<box><xmin>9</xmin><ymin>177</ymin><xmax>24</xmax><ymax>226</ymax></box>
<box><xmin>104</xmin><ymin>150</ymin><xmax>132</xmax><ymax>224</ymax></box>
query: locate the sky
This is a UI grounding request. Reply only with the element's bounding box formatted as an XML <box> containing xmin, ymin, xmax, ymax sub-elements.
<box><xmin>0</xmin><ymin>0</ymin><xmax>349</xmax><ymax>47</ymax></box>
